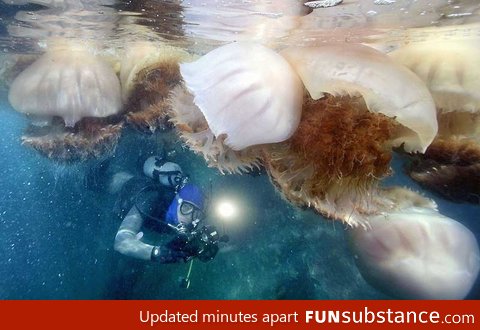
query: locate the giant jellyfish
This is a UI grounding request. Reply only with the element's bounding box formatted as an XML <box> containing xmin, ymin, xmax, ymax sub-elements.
<box><xmin>348</xmin><ymin>206</ymin><xmax>480</xmax><ymax>299</ymax></box>
<box><xmin>3</xmin><ymin>0</ymin><xmax>126</xmax><ymax>162</ymax></box>
<box><xmin>6</xmin><ymin>38</ymin><xmax>193</xmax><ymax>162</ymax></box>
<box><xmin>8</xmin><ymin>42</ymin><xmax>124</xmax><ymax>162</ymax></box>
<box><xmin>3</xmin><ymin>0</ymin><xmax>193</xmax><ymax>162</ymax></box>
<box><xmin>389</xmin><ymin>38</ymin><xmax>480</xmax><ymax>203</ymax></box>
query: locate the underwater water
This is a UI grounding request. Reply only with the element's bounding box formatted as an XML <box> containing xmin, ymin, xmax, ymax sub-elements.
<box><xmin>0</xmin><ymin>0</ymin><xmax>480</xmax><ymax>300</ymax></box>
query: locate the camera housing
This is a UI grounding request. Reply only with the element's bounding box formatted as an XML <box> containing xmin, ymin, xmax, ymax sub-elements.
<box><xmin>167</xmin><ymin>225</ymin><xmax>228</xmax><ymax>262</ymax></box>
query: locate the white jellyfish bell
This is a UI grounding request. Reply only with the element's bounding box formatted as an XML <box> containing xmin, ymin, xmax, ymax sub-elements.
<box><xmin>389</xmin><ymin>38</ymin><xmax>480</xmax><ymax>204</ymax></box>
<box><xmin>280</xmin><ymin>43</ymin><xmax>438</xmax><ymax>153</ymax></box>
<box><xmin>170</xmin><ymin>41</ymin><xmax>303</xmax><ymax>173</ymax></box>
<box><xmin>180</xmin><ymin>41</ymin><xmax>303</xmax><ymax>150</ymax></box>
<box><xmin>390</xmin><ymin>39</ymin><xmax>480</xmax><ymax>115</ymax></box>
<box><xmin>348</xmin><ymin>206</ymin><xmax>480</xmax><ymax>299</ymax></box>
<box><xmin>9</xmin><ymin>45</ymin><xmax>122</xmax><ymax>127</ymax></box>
<box><xmin>389</xmin><ymin>38</ymin><xmax>480</xmax><ymax>143</ymax></box>
<box><xmin>7</xmin><ymin>42</ymin><xmax>124</xmax><ymax>162</ymax></box>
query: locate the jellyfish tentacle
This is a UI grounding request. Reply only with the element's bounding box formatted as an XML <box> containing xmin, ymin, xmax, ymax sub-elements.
<box><xmin>121</xmin><ymin>42</ymin><xmax>194</xmax><ymax>134</ymax></box>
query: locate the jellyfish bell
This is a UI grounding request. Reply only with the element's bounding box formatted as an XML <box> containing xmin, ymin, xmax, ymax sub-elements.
<box><xmin>169</xmin><ymin>84</ymin><xmax>263</xmax><ymax>174</ymax></box>
<box><xmin>180</xmin><ymin>42</ymin><xmax>303</xmax><ymax>151</ymax></box>
<box><xmin>169</xmin><ymin>41</ymin><xmax>303</xmax><ymax>173</ymax></box>
<box><xmin>5</xmin><ymin>0</ymin><xmax>126</xmax><ymax>163</ymax></box>
<box><xmin>348</xmin><ymin>206</ymin><xmax>480</xmax><ymax>299</ymax></box>
<box><xmin>281</xmin><ymin>43</ymin><xmax>438</xmax><ymax>153</ymax></box>
<box><xmin>389</xmin><ymin>38</ymin><xmax>480</xmax><ymax>203</ymax></box>
<box><xmin>9</xmin><ymin>45</ymin><xmax>122</xmax><ymax>127</ymax></box>
<box><xmin>0</xmin><ymin>53</ymin><xmax>36</xmax><ymax>91</ymax></box>
<box><xmin>7</xmin><ymin>42</ymin><xmax>124</xmax><ymax>162</ymax></box>
<box><xmin>390</xmin><ymin>39</ymin><xmax>480</xmax><ymax>115</ymax></box>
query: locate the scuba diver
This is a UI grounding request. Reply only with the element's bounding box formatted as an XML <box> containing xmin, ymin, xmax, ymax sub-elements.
<box><xmin>113</xmin><ymin>155</ymin><xmax>225</xmax><ymax>264</ymax></box>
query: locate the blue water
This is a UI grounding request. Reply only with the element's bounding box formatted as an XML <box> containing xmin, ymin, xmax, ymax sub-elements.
<box><xmin>0</xmin><ymin>93</ymin><xmax>115</xmax><ymax>299</ymax></box>
<box><xmin>0</xmin><ymin>91</ymin><xmax>479</xmax><ymax>300</ymax></box>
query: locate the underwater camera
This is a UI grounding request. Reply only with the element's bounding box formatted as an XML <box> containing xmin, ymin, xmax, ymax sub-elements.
<box><xmin>168</xmin><ymin>225</ymin><xmax>229</xmax><ymax>263</ymax></box>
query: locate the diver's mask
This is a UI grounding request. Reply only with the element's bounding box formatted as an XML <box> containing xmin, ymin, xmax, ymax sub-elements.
<box><xmin>178</xmin><ymin>198</ymin><xmax>204</xmax><ymax>229</ymax></box>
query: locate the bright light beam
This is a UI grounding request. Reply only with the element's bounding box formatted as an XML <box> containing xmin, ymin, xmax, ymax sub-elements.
<box><xmin>216</xmin><ymin>200</ymin><xmax>237</xmax><ymax>221</ymax></box>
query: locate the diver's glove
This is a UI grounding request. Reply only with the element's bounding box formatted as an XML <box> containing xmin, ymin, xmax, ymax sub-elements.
<box><xmin>151</xmin><ymin>245</ymin><xmax>189</xmax><ymax>263</ymax></box>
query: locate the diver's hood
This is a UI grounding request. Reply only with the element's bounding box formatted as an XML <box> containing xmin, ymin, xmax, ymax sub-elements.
<box><xmin>166</xmin><ymin>183</ymin><xmax>205</xmax><ymax>225</ymax></box>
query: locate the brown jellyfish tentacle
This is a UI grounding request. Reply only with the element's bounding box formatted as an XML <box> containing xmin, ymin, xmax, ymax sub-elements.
<box><xmin>405</xmin><ymin>137</ymin><xmax>480</xmax><ymax>204</ymax></box>
<box><xmin>389</xmin><ymin>39</ymin><xmax>480</xmax><ymax>203</ymax></box>
<box><xmin>401</xmin><ymin>95</ymin><xmax>480</xmax><ymax>204</ymax></box>
<box><xmin>120</xmin><ymin>42</ymin><xmax>195</xmax><ymax>134</ymax></box>
<box><xmin>263</xmin><ymin>94</ymin><xmax>403</xmax><ymax>227</ymax></box>
<box><xmin>376</xmin><ymin>185</ymin><xmax>438</xmax><ymax>212</ymax></box>
<box><xmin>124</xmin><ymin>61</ymin><xmax>182</xmax><ymax>133</ymax></box>
<box><xmin>168</xmin><ymin>85</ymin><xmax>263</xmax><ymax>174</ymax></box>
<box><xmin>21</xmin><ymin>116</ymin><xmax>124</xmax><ymax>163</ymax></box>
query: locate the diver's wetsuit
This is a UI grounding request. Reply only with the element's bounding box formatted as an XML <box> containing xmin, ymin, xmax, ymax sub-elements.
<box><xmin>114</xmin><ymin>177</ymin><xmax>179</xmax><ymax>262</ymax></box>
